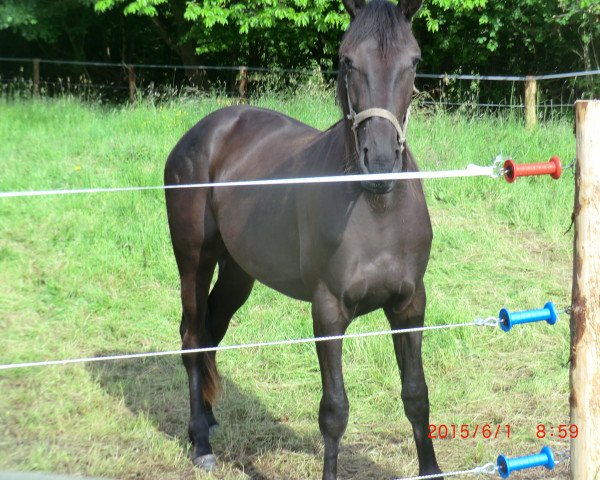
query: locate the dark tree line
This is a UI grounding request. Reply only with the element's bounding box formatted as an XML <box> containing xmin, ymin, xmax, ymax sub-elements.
<box><xmin>1</xmin><ymin>0</ymin><xmax>598</xmax><ymax>95</ymax></box>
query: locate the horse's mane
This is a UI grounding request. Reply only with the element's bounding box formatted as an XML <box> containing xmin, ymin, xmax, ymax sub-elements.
<box><xmin>340</xmin><ymin>0</ymin><xmax>407</xmax><ymax>58</ymax></box>
<box><xmin>336</xmin><ymin>0</ymin><xmax>408</xmax><ymax>109</ymax></box>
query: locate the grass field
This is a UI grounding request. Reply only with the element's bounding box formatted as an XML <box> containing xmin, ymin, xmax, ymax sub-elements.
<box><xmin>0</xmin><ymin>93</ymin><xmax>576</xmax><ymax>480</ymax></box>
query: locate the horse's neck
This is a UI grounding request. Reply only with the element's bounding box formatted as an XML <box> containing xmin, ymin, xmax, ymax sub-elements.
<box><xmin>310</xmin><ymin>123</ymin><xmax>418</xmax><ymax>215</ymax></box>
<box><xmin>319</xmin><ymin>121</ymin><xmax>358</xmax><ymax>175</ymax></box>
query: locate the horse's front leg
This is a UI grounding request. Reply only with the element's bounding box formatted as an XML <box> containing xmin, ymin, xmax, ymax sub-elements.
<box><xmin>312</xmin><ymin>283</ymin><xmax>350</xmax><ymax>480</ymax></box>
<box><xmin>384</xmin><ymin>282</ymin><xmax>443</xmax><ymax>479</ymax></box>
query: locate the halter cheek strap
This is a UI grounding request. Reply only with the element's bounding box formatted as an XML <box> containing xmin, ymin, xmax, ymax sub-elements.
<box><xmin>345</xmin><ymin>75</ymin><xmax>410</xmax><ymax>155</ymax></box>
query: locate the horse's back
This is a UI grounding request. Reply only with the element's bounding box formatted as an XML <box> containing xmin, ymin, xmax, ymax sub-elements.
<box><xmin>164</xmin><ymin>105</ymin><xmax>320</xmax><ymax>186</ymax></box>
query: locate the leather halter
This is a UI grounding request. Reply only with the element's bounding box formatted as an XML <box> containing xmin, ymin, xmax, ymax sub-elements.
<box><xmin>344</xmin><ymin>74</ymin><xmax>410</xmax><ymax>156</ymax></box>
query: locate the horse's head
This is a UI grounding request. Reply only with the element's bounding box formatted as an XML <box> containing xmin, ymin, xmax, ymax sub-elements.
<box><xmin>339</xmin><ymin>0</ymin><xmax>422</xmax><ymax>194</ymax></box>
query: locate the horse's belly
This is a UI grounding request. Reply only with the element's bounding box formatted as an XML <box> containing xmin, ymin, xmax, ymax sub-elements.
<box><xmin>213</xmin><ymin>189</ymin><xmax>312</xmax><ymax>301</ymax></box>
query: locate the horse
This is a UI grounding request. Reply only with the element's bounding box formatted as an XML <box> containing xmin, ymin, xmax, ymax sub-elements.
<box><xmin>164</xmin><ymin>0</ymin><xmax>442</xmax><ymax>478</ymax></box>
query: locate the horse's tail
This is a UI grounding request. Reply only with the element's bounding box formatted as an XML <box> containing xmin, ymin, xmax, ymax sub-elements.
<box><xmin>200</xmin><ymin>352</ymin><xmax>220</xmax><ymax>405</ymax></box>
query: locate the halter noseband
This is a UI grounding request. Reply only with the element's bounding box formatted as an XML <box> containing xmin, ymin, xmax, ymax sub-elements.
<box><xmin>345</xmin><ymin>74</ymin><xmax>410</xmax><ymax>156</ymax></box>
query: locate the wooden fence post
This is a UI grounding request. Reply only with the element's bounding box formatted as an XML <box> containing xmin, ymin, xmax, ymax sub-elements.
<box><xmin>524</xmin><ymin>75</ymin><xmax>537</xmax><ymax>129</ymax></box>
<box><xmin>32</xmin><ymin>58</ymin><xmax>40</xmax><ymax>98</ymax></box>
<box><xmin>127</xmin><ymin>65</ymin><xmax>136</xmax><ymax>105</ymax></box>
<box><xmin>238</xmin><ymin>66</ymin><xmax>248</xmax><ymax>101</ymax></box>
<box><xmin>570</xmin><ymin>99</ymin><xmax>600</xmax><ymax>480</ymax></box>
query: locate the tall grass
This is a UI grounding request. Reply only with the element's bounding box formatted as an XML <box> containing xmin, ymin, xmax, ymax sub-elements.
<box><xmin>0</xmin><ymin>95</ymin><xmax>574</xmax><ymax>479</ymax></box>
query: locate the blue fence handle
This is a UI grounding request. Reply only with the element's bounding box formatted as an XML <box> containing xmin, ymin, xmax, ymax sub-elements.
<box><xmin>497</xmin><ymin>446</ymin><xmax>555</xmax><ymax>478</ymax></box>
<box><xmin>499</xmin><ymin>301</ymin><xmax>558</xmax><ymax>332</ymax></box>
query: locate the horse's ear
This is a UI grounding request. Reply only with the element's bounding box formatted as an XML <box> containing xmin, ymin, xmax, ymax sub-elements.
<box><xmin>398</xmin><ymin>0</ymin><xmax>422</xmax><ymax>20</ymax></box>
<box><xmin>342</xmin><ymin>0</ymin><xmax>366</xmax><ymax>19</ymax></box>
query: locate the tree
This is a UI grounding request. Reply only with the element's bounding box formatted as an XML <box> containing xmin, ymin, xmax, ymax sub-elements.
<box><xmin>93</xmin><ymin>0</ymin><xmax>349</xmax><ymax>73</ymax></box>
<box><xmin>1</xmin><ymin>0</ymin><xmax>597</xmax><ymax>98</ymax></box>
<box><xmin>556</xmin><ymin>0</ymin><xmax>600</xmax><ymax>72</ymax></box>
<box><xmin>0</xmin><ymin>0</ymin><xmax>98</xmax><ymax>60</ymax></box>
<box><xmin>415</xmin><ymin>0</ymin><xmax>598</xmax><ymax>74</ymax></box>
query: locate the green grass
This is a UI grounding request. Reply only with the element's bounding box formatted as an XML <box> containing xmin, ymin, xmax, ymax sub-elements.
<box><xmin>0</xmin><ymin>94</ymin><xmax>575</xmax><ymax>480</ymax></box>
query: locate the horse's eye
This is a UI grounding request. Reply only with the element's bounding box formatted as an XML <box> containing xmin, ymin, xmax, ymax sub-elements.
<box><xmin>412</xmin><ymin>56</ymin><xmax>421</xmax><ymax>68</ymax></box>
<box><xmin>343</xmin><ymin>58</ymin><xmax>355</xmax><ymax>71</ymax></box>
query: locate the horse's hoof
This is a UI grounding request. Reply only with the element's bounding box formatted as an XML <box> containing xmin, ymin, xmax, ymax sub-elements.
<box><xmin>419</xmin><ymin>473</ymin><xmax>443</xmax><ymax>480</ymax></box>
<box><xmin>209</xmin><ymin>424</ymin><xmax>219</xmax><ymax>438</ymax></box>
<box><xmin>193</xmin><ymin>454</ymin><xmax>218</xmax><ymax>472</ymax></box>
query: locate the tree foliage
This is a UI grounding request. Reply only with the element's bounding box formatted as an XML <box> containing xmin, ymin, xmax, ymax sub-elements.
<box><xmin>1</xmin><ymin>0</ymin><xmax>598</xmax><ymax>81</ymax></box>
<box><xmin>90</xmin><ymin>0</ymin><xmax>350</xmax><ymax>69</ymax></box>
<box><xmin>0</xmin><ymin>0</ymin><xmax>96</xmax><ymax>48</ymax></box>
<box><xmin>415</xmin><ymin>0</ymin><xmax>599</xmax><ymax>75</ymax></box>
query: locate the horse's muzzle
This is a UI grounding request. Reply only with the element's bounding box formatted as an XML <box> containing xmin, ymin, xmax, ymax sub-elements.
<box><xmin>359</xmin><ymin>151</ymin><xmax>400</xmax><ymax>194</ymax></box>
<box><xmin>360</xmin><ymin>179</ymin><xmax>394</xmax><ymax>194</ymax></box>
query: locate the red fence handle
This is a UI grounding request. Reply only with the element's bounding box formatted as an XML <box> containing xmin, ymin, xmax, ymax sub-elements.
<box><xmin>503</xmin><ymin>156</ymin><xmax>562</xmax><ymax>183</ymax></box>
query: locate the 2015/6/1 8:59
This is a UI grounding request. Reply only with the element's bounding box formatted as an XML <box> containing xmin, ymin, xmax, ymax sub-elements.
<box><xmin>428</xmin><ymin>424</ymin><xmax>511</xmax><ymax>439</ymax></box>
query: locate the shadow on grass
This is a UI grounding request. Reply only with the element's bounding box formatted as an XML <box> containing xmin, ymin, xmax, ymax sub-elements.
<box><xmin>88</xmin><ymin>354</ymin><xmax>398</xmax><ymax>480</ymax></box>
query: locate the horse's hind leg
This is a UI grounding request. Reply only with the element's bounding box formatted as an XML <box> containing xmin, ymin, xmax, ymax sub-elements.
<box><xmin>177</xmin><ymin>247</ymin><xmax>220</xmax><ymax>471</ymax></box>
<box><xmin>172</xmin><ymin>197</ymin><xmax>254</xmax><ymax>471</ymax></box>
<box><xmin>207</xmin><ymin>253</ymin><xmax>255</xmax><ymax>345</ymax></box>
<box><xmin>384</xmin><ymin>282</ymin><xmax>443</xmax><ymax>479</ymax></box>
<box><xmin>202</xmin><ymin>253</ymin><xmax>255</xmax><ymax>433</ymax></box>
<box><xmin>167</xmin><ymin>189</ymin><xmax>222</xmax><ymax>469</ymax></box>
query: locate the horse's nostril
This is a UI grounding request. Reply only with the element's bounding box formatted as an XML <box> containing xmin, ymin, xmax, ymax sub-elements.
<box><xmin>363</xmin><ymin>148</ymin><xmax>369</xmax><ymax>167</ymax></box>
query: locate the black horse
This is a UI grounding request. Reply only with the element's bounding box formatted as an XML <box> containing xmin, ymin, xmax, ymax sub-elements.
<box><xmin>164</xmin><ymin>1</ymin><xmax>442</xmax><ymax>478</ymax></box>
